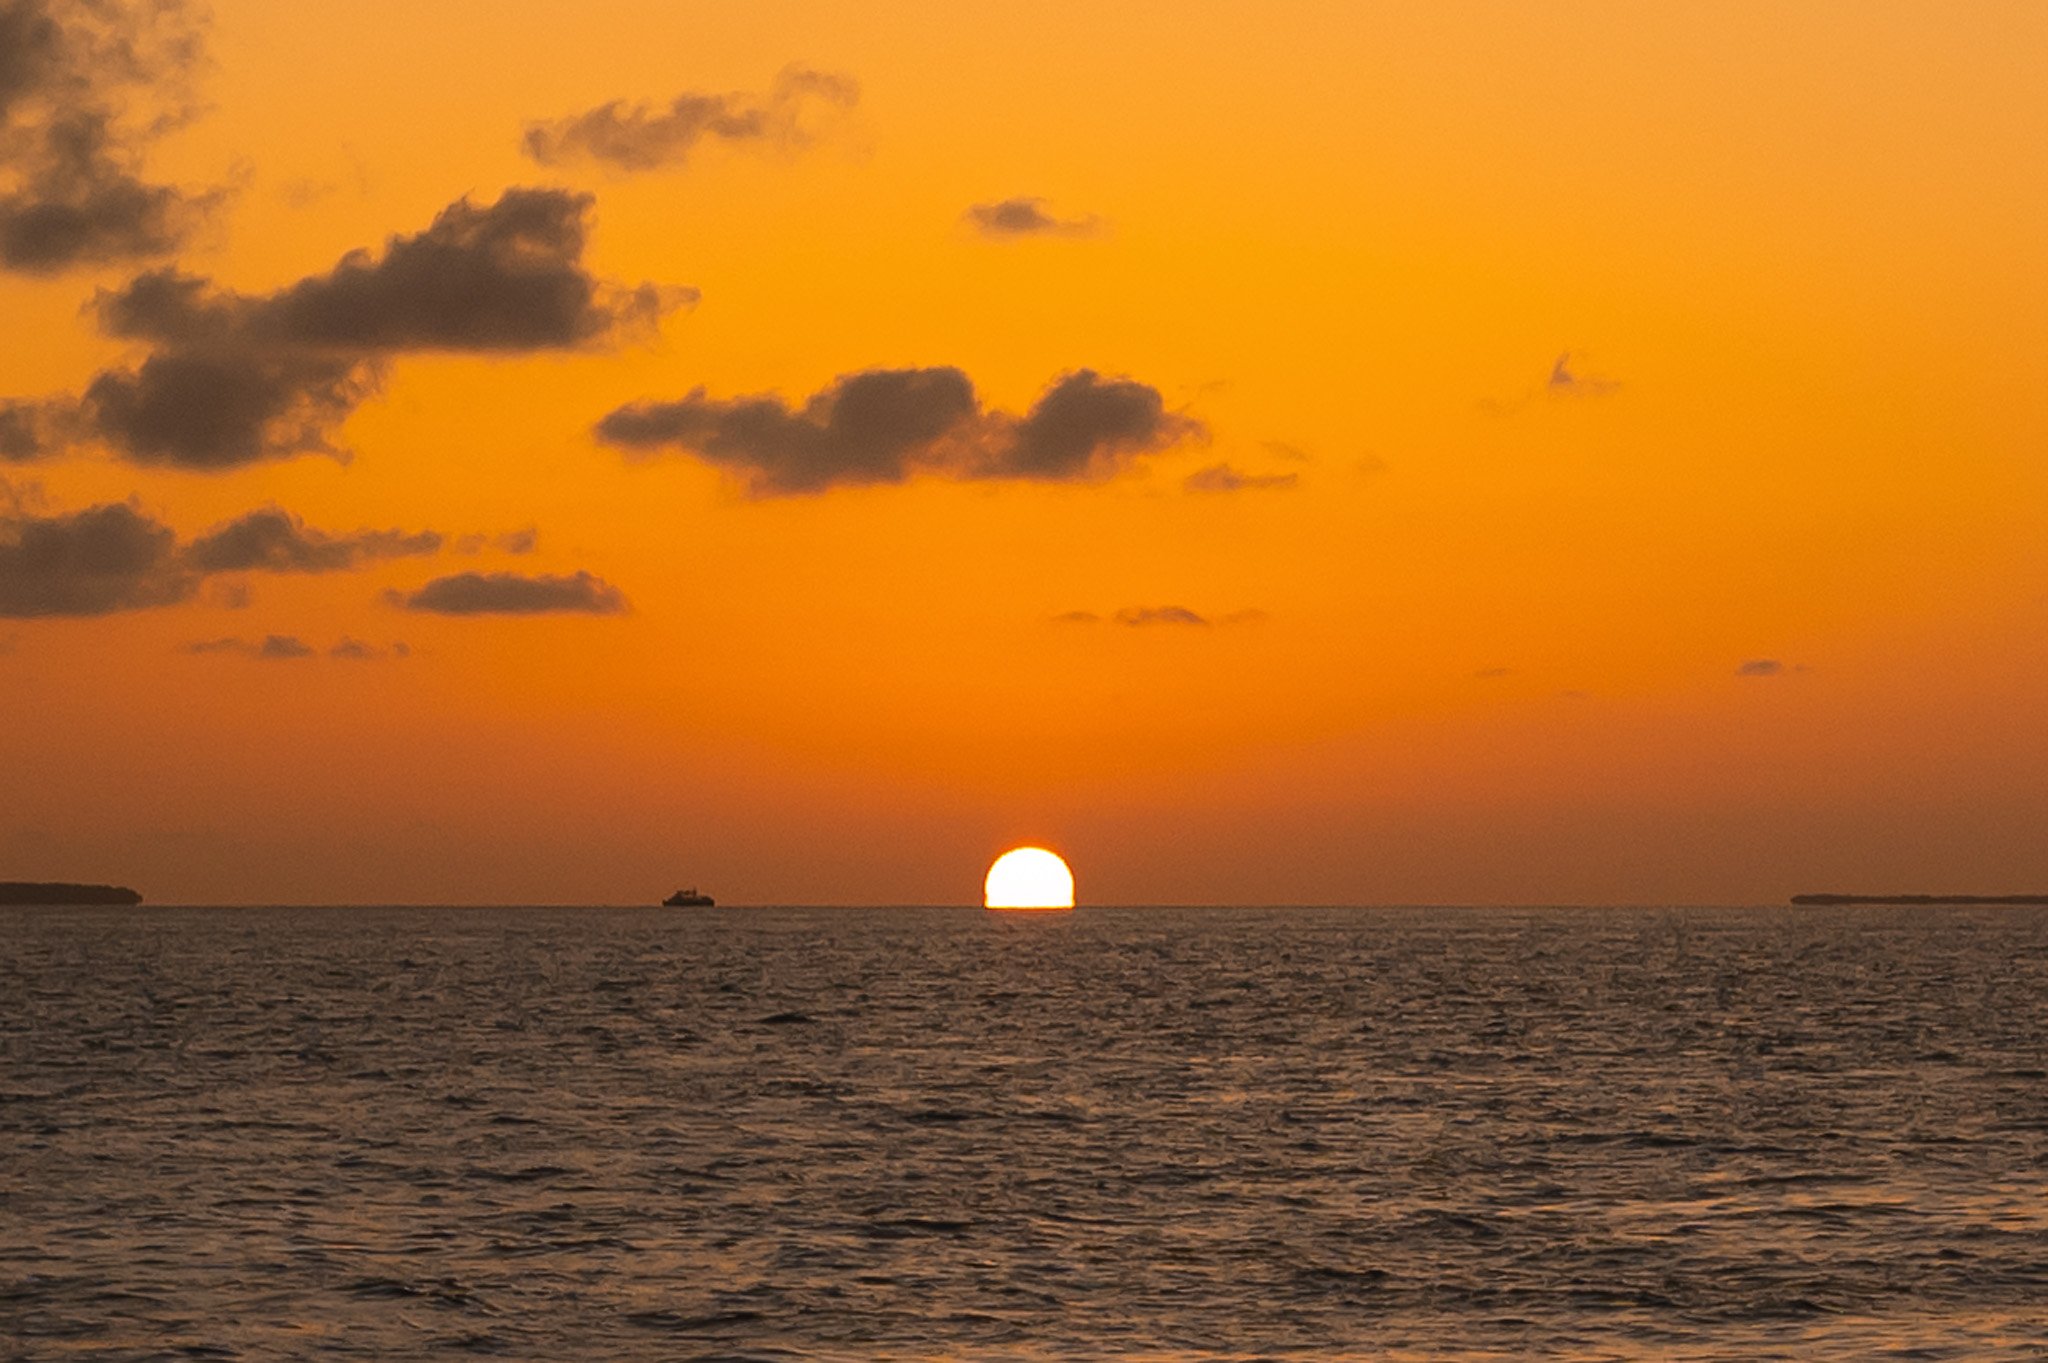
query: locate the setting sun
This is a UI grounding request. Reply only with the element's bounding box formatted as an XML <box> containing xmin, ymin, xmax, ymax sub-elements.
<box><xmin>984</xmin><ymin>847</ymin><xmax>1075</xmax><ymax>910</ymax></box>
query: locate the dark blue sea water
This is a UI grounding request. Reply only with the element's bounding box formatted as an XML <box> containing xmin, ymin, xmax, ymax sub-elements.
<box><xmin>3</xmin><ymin>905</ymin><xmax>2046</xmax><ymax>1361</ymax></box>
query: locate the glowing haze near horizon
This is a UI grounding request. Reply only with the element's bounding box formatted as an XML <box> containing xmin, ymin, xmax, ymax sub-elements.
<box><xmin>3</xmin><ymin>1</ymin><xmax>2045</xmax><ymax>906</ymax></box>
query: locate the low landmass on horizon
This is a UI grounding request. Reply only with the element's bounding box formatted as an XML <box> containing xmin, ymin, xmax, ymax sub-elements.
<box><xmin>1791</xmin><ymin>893</ymin><xmax>2048</xmax><ymax>906</ymax></box>
<box><xmin>0</xmin><ymin>882</ymin><xmax>144</xmax><ymax>906</ymax></box>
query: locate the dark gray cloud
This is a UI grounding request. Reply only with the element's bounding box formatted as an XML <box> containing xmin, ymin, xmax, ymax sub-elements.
<box><xmin>99</xmin><ymin>190</ymin><xmax>671</xmax><ymax>353</ymax></box>
<box><xmin>390</xmin><ymin>570</ymin><xmax>627</xmax><ymax>616</ymax></box>
<box><xmin>1736</xmin><ymin>658</ymin><xmax>1786</xmax><ymax>678</ymax></box>
<box><xmin>0</xmin><ymin>399</ymin><xmax>58</xmax><ymax>460</ymax></box>
<box><xmin>186</xmin><ymin>634</ymin><xmax>410</xmax><ymax>660</ymax></box>
<box><xmin>0</xmin><ymin>2</ymin><xmax>61</xmax><ymax>118</ymax></box>
<box><xmin>524</xmin><ymin>66</ymin><xmax>858</xmax><ymax>173</ymax></box>
<box><xmin>600</xmin><ymin>366</ymin><xmax>1198</xmax><ymax>495</ymax></box>
<box><xmin>0</xmin><ymin>499</ymin><xmax>191</xmax><ymax>616</ymax></box>
<box><xmin>330</xmin><ymin>636</ymin><xmax>408</xmax><ymax>660</ymax></box>
<box><xmin>601</xmin><ymin>367</ymin><xmax>978</xmax><ymax>495</ymax></box>
<box><xmin>456</xmin><ymin>526</ymin><xmax>539</xmax><ymax>555</ymax></box>
<box><xmin>1182</xmin><ymin>463</ymin><xmax>1298</xmax><ymax>494</ymax></box>
<box><xmin>182</xmin><ymin>507</ymin><xmax>440</xmax><ymax>574</ymax></box>
<box><xmin>1546</xmin><ymin>351</ymin><xmax>1620</xmax><ymax>398</ymax></box>
<box><xmin>7</xmin><ymin>189</ymin><xmax>672</xmax><ymax>469</ymax></box>
<box><xmin>181</xmin><ymin>634</ymin><xmax>313</xmax><ymax>659</ymax></box>
<box><xmin>260</xmin><ymin>634</ymin><xmax>311</xmax><ymax>659</ymax></box>
<box><xmin>80</xmin><ymin>349</ymin><xmax>374</xmax><ymax>469</ymax></box>
<box><xmin>0</xmin><ymin>1</ymin><xmax>216</xmax><ymax>274</ymax></box>
<box><xmin>1116</xmin><ymin>606</ymin><xmax>1209</xmax><ymax>627</ymax></box>
<box><xmin>1004</xmin><ymin>371</ymin><xmax>1190</xmax><ymax>478</ymax></box>
<box><xmin>964</xmin><ymin>197</ymin><xmax>1099</xmax><ymax>239</ymax></box>
<box><xmin>1061</xmin><ymin>605</ymin><xmax>1264</xmax><ymax>627</ymax></box>
<box><xmin>2</xmin><ymin>495</ymin><xmax>461</xmax><ymax>617</ymax></box>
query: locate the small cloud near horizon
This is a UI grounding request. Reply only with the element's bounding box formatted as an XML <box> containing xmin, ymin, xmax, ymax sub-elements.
<box><xmin>389</xmin><ymin>570</ymin><xmax>628</xmax><ymax>616</ymax></box>
<box><xmin>181</xmin><ymin>634</ymin><xmax>314</xmax><ymax>659</ymax></box>
<box><xmin>1480</xmin><ymin>350</ymin><xmax>1622</xmax><ymax>415</ymax></box>
<box><xmin>182</xmin><ymin>634</ymin><xmax>409</xmax><ymax>660</ymax></box>
<box><xmin>1183</xmin><ymin>463</ymin><xmax>1298</xmax><ymax>494</ymax></box>
<box><xmin>454</xmin><ymin>526</ymin><xmax>539</xmax><ymax>555</ymax></box>
<box><xmin>1547</xmin><ymin>351</ymin><xmax>1621</xmax><ymax>398</ymax></box>
<box><xmin>1118</xmin><ymin>606</ymin><xmax>1209</xmax><ymax>627</ymax></box>
<box><xmin>1736</xmin><ymin>658</ymin><xmax>1808</xmax><ymax>678</ymax></box>
<box><xmin>964</xmin><ymin>198</ymin><xmax>1101</xmax><ymax>239</ymax></box>
<box><xmin>1058</xmin><ymin>606</ymin><xmax>1267</xmax><ymax>628</ymax></box>
<box><xmin>330</xmin><ymin>636</ymin><xmax>409</xmax><ymax>660</ymax></box>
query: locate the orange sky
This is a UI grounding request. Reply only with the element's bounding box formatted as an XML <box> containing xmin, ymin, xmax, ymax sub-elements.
<box><xmin>3</xmin><ymin>1</ymin><xmax>2045</xmax><ymax>904</ymax></box>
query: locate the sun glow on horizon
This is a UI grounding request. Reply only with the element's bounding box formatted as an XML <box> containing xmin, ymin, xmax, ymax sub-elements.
<box><xmin>984</xmin><ymin>847</ymin><xmax>1075</xmax><ymax>910</ymax></box>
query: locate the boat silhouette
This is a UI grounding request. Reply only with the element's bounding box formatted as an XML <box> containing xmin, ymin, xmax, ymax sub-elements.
<box><xmin>662</xmin><ymin>887</ymin><xmax>715</xmax><ymax>907</ymax></box>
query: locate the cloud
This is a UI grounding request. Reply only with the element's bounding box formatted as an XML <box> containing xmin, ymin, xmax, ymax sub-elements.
<box><xmin>1735</xmin><ymin>658</ymin><xmax>1801</xmax><ymax>678</ymax></box>
<box><xmin>80</xmin><ymin>349</ymin><xmax>374</xmax><ymax>469</ymax></box>
<box><xmin>524</xmin><ymin>66</ymin><xmax>859</xmax><ymax>173</ymax></box>
<box><xmin>1479</xmin><ymin>352</ymin><xmax>1622</xmax><ymax>415</ymax></box>
<box><xmin>180</xmin><ymin>634</ymin><xmax>313</xmax><ymax>659</ymax></box>
<box><xmin>98</xmin><ymin>190</ymin><xmax>671</xmax><ymax>352</ymax></box>
<box><xmin>1005</xmin><ymin>371</ymin><xmax>1190</xmax><ymax>478</ymax></box>
<box><xmin>1059</xmin><ymin>605</ymin><xmax>1263</xmax><ymax>627</ymax></box>
<box><xmin>259</xmin><ymin>634</ymin><xmax>312</xmax><ymax>658</ymax></box>
<box><xmin>455</xmin><ymin>526</ymin><xmax>539</xmax><ymax>555</ymax></box>
<box><xmin>0</xmin><ymin>499</ymin><xmax>191</xmax><ymax>616</ymax></box>
<box><xmin>964</xmin><ymin>197</ymin><xmax>1100</xmax><ymax>239</ymax></box>
<box><xmin>0</xmin><ymin>399</ymin><xmax>60</xmax><ymax>461</ymax></box>
<box><xmin>8</xmin><ymin>189</ymin><xmax>674</xmax><ymax>469</ymax></box>
<box><xmin>185</xmin><ymin>633</ymin><xmax>410</xmax><ymax>660</ymax></box>
<box><xmin>1473</xmin><ymin>666</ymin><xmax>1513</xmax><ymax>680</ymax></box>
<box><xmin>0</xmin><ymin>0</ymin><xmax>219</xmax><ymax>274</ymax></box>
<box><xmin>389</xmin><ymin>570</ymin><xmax>627</xmax><ymax>616</ymax></box>
<box><xmin>330</xmin><ymin>636</ymin><xmax>408</xmax><ymax>660</ymax></box>
<box><xmin>1182</xmin><ymin>463</ymin><xmax>1298</xmax><ymax>494</ymax></box>
<box><xmin>182</xmin><ymin>507</ymin><xmax>440</xmax><ymax>574</ymax></box>
<box><xmin>601</xmin><ymin>366</ymin><xmax>1199</xmax><ymax>496</ymax></box>
<box><xmin>2</xmin><ymin>495</ymin><xmax>460</xmax><ymax>616</ymax></box>
<box><xmin>1546</xmin><ymin>351</ymin><xmax>1620</xmax><ymax>398</ymax></box>
<box><xmin>602</xmin><ymin>367</ymin><xmax>978</xmax><ymax>494</ymax></box>
<box><xmin>1116</xmin><ymin>606</ymin><xmax>1209</xmax><ymax>627</ymax></box>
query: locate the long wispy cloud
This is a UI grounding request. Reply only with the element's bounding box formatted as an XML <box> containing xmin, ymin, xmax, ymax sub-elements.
<box><xmin>599</xmin><ymin>366</ymin><xmax>1201</xmax><ymax>496</ymax></box>
<box><xmin>182</xmin><ymin>634</ymin><xmax>411</xmax><ymax>661</ymax></box>
<box><xmin>182</xmin><ymin>507</ymin><xmax>441</xmax><ymax>574</ymax></box>
<box><xmin>1055</xmin><ymin>606</ymin><xmax>1267</xmax><ymax>628</ymax></box>
<box><xmin>1</xmin><ymin>497</ymin><xmax>518</xmax><ymax>617</ymax></box>
<box><xmin>1182</xmin><ymin>463</ymin><xmax>1298</xmax><ymax>494</ymax></box>
<box><xmin>5</xmin><ymin>189</ymin><xmax>678</xmax><ymax>468</ymax></box>
<box><xmin>524</xmin><ymin>66</ymin><xmax>859</xmax><ymax>173</ymax></box>
<box><xmin>0</xmin><ymin>0</ymin><xmax>220</xmax><ymax>274</ymax></box>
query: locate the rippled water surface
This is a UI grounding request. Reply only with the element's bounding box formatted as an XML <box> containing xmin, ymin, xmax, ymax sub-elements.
<box><xmin>4</xmin><ymin>905</ymin><xmax>2047</xmax><ymax>1361</ymax></box>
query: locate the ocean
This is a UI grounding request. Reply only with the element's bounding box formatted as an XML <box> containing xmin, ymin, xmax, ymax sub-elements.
<box><xmin>3</xmin><ymin>905</ymin><xmax>2045</xmax><ymax>1361</ymax></box>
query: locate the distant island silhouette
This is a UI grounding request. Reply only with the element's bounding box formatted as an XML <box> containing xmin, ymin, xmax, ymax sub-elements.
<box><xmin>0</xmin><ymin>882</ymin><xmax>143</xmax><ymax>906</ymax></box>
<box><xmin>1791</xmin><ymin>893</ymin><xmax>2048</xmax><ymax>906</ymax></box>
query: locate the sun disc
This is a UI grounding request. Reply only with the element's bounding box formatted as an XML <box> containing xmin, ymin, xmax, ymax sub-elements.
<box><xmin>984</xmin><ymin>847</ymin><xmax>1075</xmax><ymax>910</ymax></box>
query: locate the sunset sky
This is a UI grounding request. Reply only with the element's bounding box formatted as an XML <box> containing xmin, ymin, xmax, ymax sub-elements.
<box><xmin>4</xmin><ymin>1</ymin><xmax>2045</xmax><ymax>905</ymax></box>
